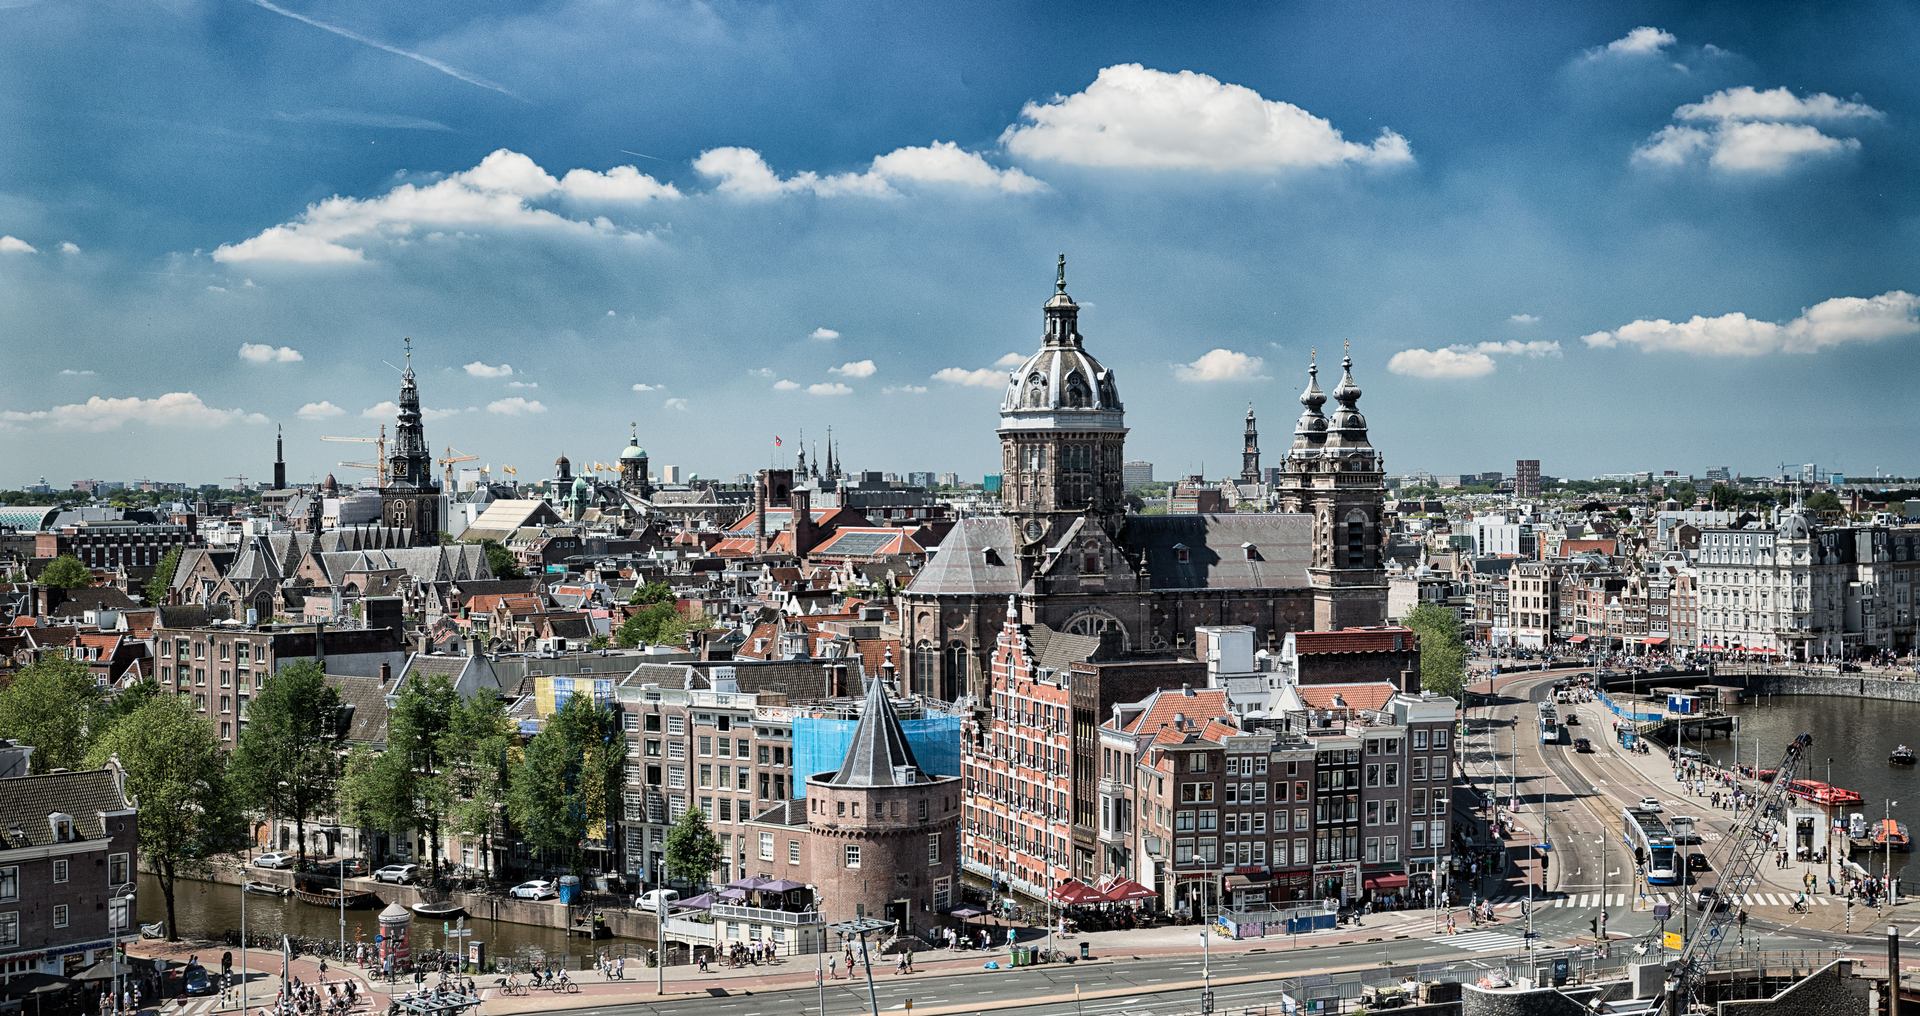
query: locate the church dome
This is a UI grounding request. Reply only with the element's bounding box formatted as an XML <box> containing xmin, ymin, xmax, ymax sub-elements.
<box><xmin>621</xmin><ymin>444</ymin><xmax>646</xmax><ymax>460</ymax></box>
<box><xmin>998</xmin><ymin>256</ymin><xmax>1124</xmax><ymax>432</ymax></box>
<box><xmin>571</xmin><ymin>474</ymin><xmax>591</xmax><ymax>498</ymax></box>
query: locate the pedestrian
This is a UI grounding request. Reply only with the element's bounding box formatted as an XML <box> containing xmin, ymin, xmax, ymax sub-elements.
<box><xmin>830</xmin><ymin>954</ymin><xmax>839</xmax><ymax>980</ymax></box>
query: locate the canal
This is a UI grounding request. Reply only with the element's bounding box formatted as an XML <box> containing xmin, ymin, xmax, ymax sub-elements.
<box><xmin>138</xmin><ymin>873</ymin><xmax>647</xmax><ymax>971</ymax></box>
<box><xmin>1692</xmin><ymin>694</ymin><xmax>1920</xmax><ymax>878</ymax></box>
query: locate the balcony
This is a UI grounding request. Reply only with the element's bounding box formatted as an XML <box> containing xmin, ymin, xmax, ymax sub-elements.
<box><xmin>711</xmin><ymin>903</ymin><xmax>822</xmax><ymax>926</ymax></box>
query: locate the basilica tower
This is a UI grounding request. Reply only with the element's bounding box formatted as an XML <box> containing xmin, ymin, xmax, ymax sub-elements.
<box><xmin>997</xmin><ymin>257</ymin><xmax>1128</xmax><ymax>554</ymax></box>
<box><xmin>380</xmin><ymin>339</ymin><xmax>442</xmax><ymax>546</ymax></box>
<box><xmin>1275</xmin><ymin>346</ymin><xmax>1387</xmax><ymax>630</ymax></box>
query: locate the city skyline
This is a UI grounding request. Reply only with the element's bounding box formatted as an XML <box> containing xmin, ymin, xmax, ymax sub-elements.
<box><xmin>3</xmin><ymin>3</ymin><xmax>1919</xmax><ymax>482</ymax></box>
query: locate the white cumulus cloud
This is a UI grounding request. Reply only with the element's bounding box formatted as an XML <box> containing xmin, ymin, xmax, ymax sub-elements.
<box><xmin>631</xmin><ymin>383</ymin><xmax>661</xmax><ymax>392</ymax></box>
<box><xmin>830</xmin><ymin>359</ymin><xmax>876</xmax><ymax>379</ymax></box>
<box><xmin>464</xmin><ymin>361</ymin><xmax>513</xmax><ymax>378</ymax></box>
<box><xmin>993</xmin><ymin>352</ymin><xmax>1027</xmax><ymax>368</ymax></box>
<box><xmin>1387</xmin><ymin>348</ymin><xmax>1498</xmax><ymax>379</ymax></box>
<box><xmin>239</xmin><ymin>342</ymin><xmax>303</xmax><ymax>363</ymax></box>
<box><xmin>58</xmin><ymin>241</ymin><xmax>80</xmax><ymax>254</ymax></box>
<box><xmin>694</xmin><ymin>141</ymin><xmax>1043</xmax><ymax>199</ymax></box>
<box><xmin>1589</xmin><ymin>26</ymin><xmax>1676</xmax><ymax>59</ymax></box>
<box><xmin>0</xmin><ymin>236</ymin><xmax>36</xmax><ymax>254</ymax></box>
<box><xmin>1509</xmin><ymin>313</ymin><xmax>1540</xmax><ymax>325</ymax></box>
<box><xmin>883</xmin><ymin>384</ymin><xmax>928</xmax><ymax>395</ymax></box>
<box><xmin>809</xmin><ymin>327</ymin><xmax>840</xmax><ymax>341</ymax></box>
<box><xmin>486</xmin><ymin>396</ymin><xmax>546</xmax><ymax>415</ymax></box>
<box><xmin>59</xmin><ymin>369</ymin><xmax>97</xmax><ymax>377</ymax></box>
<box><xmin>1173</xmin><ymin>348</ymin><xmax>1268</xmax><ymax>382</ymax></box>
<box><xmin>212</xmin><ymin>148</ymin><xmax>673</xmax><ymax>264</ymax></box>
<box><xmin>806</xmin><ymin>382</ymin><xmax>853</xmax><ymax>397</ymax></box>
<box><xmin>772</xmin><ymin>379</ymin><xmax>801</xmax><ymax>391</ymax></box>
<box><xmin>663</xmin><ymin>397</ymin><xmax>689</xmax><ymax>412</ymax></box>
<box><xmin>505</xmin><ymin>380</ymin><xmax>538</xmax><ymax>389</ymax></box>
<box><xmin>999</xmin><ymin>64</ymin><xmax>1412</xmax><ymax>172</ymax></box>
<box><xmin>361</xmin><ymin>401</ymin><xmax>399</xmax><ymax>419</ymax></box>
<box><xmin>296</xmin><ymin>400</ymin><xmax>345</xmax><ymax>420</ymax></box>
<box><xmin>1634</xmin><ymin>87</ymin><xmax>1877</xmax><ymax>175</ymax></box>
<box><xmin>931</xmin><ymin>367</ymin><xmax>1007</xmax><ymax>388</ymax></box>
<box><xmin>1581</xmin><ymin>290</ymin><xmax>1920</xmax><ymax>356</ymax></box>
<box><xmin>1</xmin><ymin>392</ymin><xmax>266</xmax><ymax>431</ymax></box>
<box><xmin>1468</xmin><ymin>340</ymin><xmax>1562</xmax><ymax>357</ymax></box>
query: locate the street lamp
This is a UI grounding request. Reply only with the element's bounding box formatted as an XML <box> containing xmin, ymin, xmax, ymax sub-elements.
<box><xmin>828</xmin><ymin>918</ymin><xmax>892</xmax><ymax>1016</ymax></box>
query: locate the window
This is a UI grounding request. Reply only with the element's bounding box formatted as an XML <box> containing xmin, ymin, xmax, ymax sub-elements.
<box><xmin>759</xmin><ymin>833</ymin><xmax>774</xmax><ymax>861</ymax></box>
<box><xmin>1412</xmin><ymin>731</ymin><xmax>1428</xmax><ymax>750</ymax></box>
<box><xmin>1365</xmin><ymin>837</ymin><xmax>1380</xmax><ymax>864</ymax></box>
<box><xmin>668</xmin><ymin>716</ymin><xmax>685</xmax><ymax>736</ymax></box>
<box><xmin>52</xmin><ymin>859</ymin><xmax>68</xmax><ymax>884</ymax></box>
<box><xmin>53</xmin><ymin>905</ymin><xmax>69</xmax><ymax>929</ymax></box>
<box><xmin>1384</xmin><ymin>836</ymin><xmax>1399</xmax><ymax>862</ymax></box>
<box><xmin>1190</xmin><ymin>754</ymin><xmax>1208</xmax><ymax>773</ymax></box>
<box><xmin>0</xmin><ymin>912</ymin><xmax>15</xmax><ymax>949</ymax></box>
<box><xmin>927</xmin><ymin>833</ymin><xmax>941</xmax><ymax>866</ymax></box>
<box><xmin>1384</xmin><ymin>801</ymin><xmax>1398</xmax><ymax>825</ymax></box>
<box><xmin>109</xmin><ymin>853</ymin><xmax>129</xmax><ymax>888</ymax></box>
<box><xmin>669</xmin><ymin>766</ymin><xmax>686</xmax><ymax>789</ymax></box>
<box><xmin>1432</xmin><ymin>730</ymin><xmax>1448</xmax><ymax>750</ymax></box>
<box><xmin>698</xmin><ymin>736</ymin><xmax>712</xmax><ymax>756</ymax></box>
<box><xmin>789</xmin><ymin>840</ymin><xmax>801</xmax><ymax>865</ymax></box>
<box><xmin>1385</xmin><ymin>764</ymin><xmax>1399</xmax><ymax>787</ymax></box>
<box><xmin>844</xmin><ymin>844</ymin><xmax>861</xmax><ymax>869</ymax></box>
<box><xmin>1412</xmin><ymin>758</ymin><xmax>1427</xmax><ymax>780</ymax></box>
<box><xmin>0</xmin><ymin>868</ymin><xmax>15</xmax><ymax>901</ymax></box>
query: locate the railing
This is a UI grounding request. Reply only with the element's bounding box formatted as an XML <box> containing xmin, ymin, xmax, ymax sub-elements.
<box><xmin>711</xmin><ymin>903</ymin><xmax>821</xmax><ymax>925</ymax></box>
<box><xmin>660</xmin><ymin>915</ymin><xmax>716</xmax><ymax>943</ymax></box>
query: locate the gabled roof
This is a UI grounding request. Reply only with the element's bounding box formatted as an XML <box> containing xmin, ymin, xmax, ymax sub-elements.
<box><xmin>1291</xmin><ymin>626</ymin><xmax>1417</xmax><ymax>656</ymax></box>
<box><xmin>1120</xmin><ymin>685</ymin><xmax>1231</xmax><ymax>735</ymax></box>
<box><xmin>0</xmin><ymin>766</ymin><xmax>131</xmax><ymax>849</ymax></box>
<box><xmin>904</xmin><ymin>517</ymin><xmax>1018</xmax><ymax>596</ymax></box>
<box><xmin>1128</xmin><ymin>513</ymin><xmax>1313</xmax><ymax>591</ymax></box>
<box><xmin>1293</xmin><ymin>682</ymin><xmax>1396</xmax><ymax>713</ymax></box>
<box><xmin>826</xmin><ymin>675</ymin><xmax>926</xmax><ymax>787</ymax></box>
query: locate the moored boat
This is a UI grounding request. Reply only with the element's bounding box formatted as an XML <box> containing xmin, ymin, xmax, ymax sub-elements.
<box><xmin>243</xmin><ymin>880</ymin><xmax>291</xmax><ymax>898</ymax></box>
<box><xmin>1873</xmin><ymin>819</ymin><xmax>1912</xmax><ymax>852</ymax></box>
<box><xmin>293</xmin><ymin>886</ymin><xmax>378</xmax><ymax>909</ymax></box>
<box><xmin>410</xmin><ymin>900</ymin><xmax>466</xmax><ymax>919</ymax></box>
<box><xmin>1786</xmin><ymin>778</ymin><xmax>1865</xmax><ymax>806</ymax></box>
<box><xmin>1893</xmin><ymin>745</ymin><xmax>1916</xmax><ymax>766</ymax></box>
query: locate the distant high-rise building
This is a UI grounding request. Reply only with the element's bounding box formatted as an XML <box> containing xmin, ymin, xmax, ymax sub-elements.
<box><xmin>272</xmin><ymin>425</ymin><xmax>287</xmax><ymax>490</ymax></box>
<box><xmin>1515</xmin><ymin>459</ymin><xmax>1541</xmax><ymax>499</ymax></box>
<box><xmin>937</xmin><ymin>472</ymin><xmax>960</xmax><ymax>488</ymax></box>
<box><xmin>1706</xmin><ymin>466</ymin><xmax>1731</xmax><ymax>483</ymax></box>
<box><xmin>1122</xmin><ymin>460</ymin><xmax>1155</xmax><ymax>489</ymax></box>
<box><xmin>663</xmin><ymin>465</ymin><xmax>684</xmax><ymax>484</ymax></box>
<box><xmin>907</xmin><ymin>471</ymin><xmax>936</xmax><ymax>488</ymax></box>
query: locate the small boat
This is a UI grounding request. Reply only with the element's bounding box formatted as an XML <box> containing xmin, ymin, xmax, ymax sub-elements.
<box><xmin>1847</xmin><ymin>813</ymin><xmax>1869</xmax><ymax>839</ymax></box>
<box><xmin>243</xmin><ymin>880</ymin><xmax>291</xmax><ymax>898</ymax></box>
<box><xmin>140</xmin><ymin>921</ymin><xmax>166</xmax><ymax>939</ymax></box>
<box><xmin>410</xmin><ymin>900</ymin><xmax>466</xmax><ymax>919</ymax></box>
<box><xmin>1893</xmin><ymin>746</ymin><xmax>1916</xmax><ymax>766</ymax></box>
<box><xmin>1786</xmin><ymin>779</ymin><xmax>1865</xmax><ymax>806</ymax></box>
<box><xmin>293</xmin><ymin>886</ymin><xmax>378</xmax><ymax>909</ymax></box>
<box><xmin>1874</xmin><ymin>819</ymin><xmax>1912</xmax><ymax>852</ymax></box>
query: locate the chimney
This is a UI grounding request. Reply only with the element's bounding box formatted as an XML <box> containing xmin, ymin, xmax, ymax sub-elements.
<box><xmin>379</xmin><ymin>661</ymin><xmax>392</xmax><ymax>685</ymax></box>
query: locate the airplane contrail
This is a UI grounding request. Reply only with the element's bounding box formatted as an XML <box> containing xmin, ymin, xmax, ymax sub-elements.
<box><xmin>619</xmin><ymin>149</ymin><xmax>666</xmax><ymax>163</ymax></box>
<box><xmin>240</xmin><ymin>0</ymin><xmax>525</xmax><ymax>102</ymax></box>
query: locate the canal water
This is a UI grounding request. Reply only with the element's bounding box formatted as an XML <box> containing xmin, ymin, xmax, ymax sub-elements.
<box><xmin>137</xmin><ymin>873</ymin><xmax>643</xmax><ymax>971</ymax></box>
<box><xmin>1691</xmin><ymin>694</ymin><xmax>1920</xmax><ymax>878</ymax></box>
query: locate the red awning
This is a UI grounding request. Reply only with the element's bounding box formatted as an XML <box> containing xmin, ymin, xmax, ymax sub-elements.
<box><xmin>1748</xmin><ymin>647</ymin><xmax>1778</xmax><ymax>654</ymax></box>
<box><xmin>1566</xmin><ymin>635</ymin><xmax>1588</xmax><ymax>644</ymax></box>
<box><xmin>1363</xmin><ymin>874</ymin><xmax>1411</xmax><ymax>891</ymax></box>
<box><xmin>1098</xmin><ymin>878</ymin><xmax>1157</xmax><ymax>903</ymax></box>
<box><xmin>1643</xmin><ymin>637</ymin><xmax>1668</xmax><ymax>646</ymax></box>
<box><xmin>1050</xmin><ymin>879</ymin><xmax>1103</xmax><ymax>906</ymax></box>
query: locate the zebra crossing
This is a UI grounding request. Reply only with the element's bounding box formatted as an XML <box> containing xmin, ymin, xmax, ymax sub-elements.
<box><xmin>1480</xmin><ymin>891</ymin><xmax>1825</xmax><ymax>909</ymax></box>
<box><xmin>1444</xmin><ymin>930</ymin><xmax>1528</xmax><ymax>953</ymax></box>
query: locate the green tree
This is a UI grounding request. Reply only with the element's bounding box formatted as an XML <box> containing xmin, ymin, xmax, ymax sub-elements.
<box><xmin>664</xmin><ymin>807</ymin><xmax>723</xmax><ymax>890</ymax></box>
<box><xmin>1404</xmin><ymin>602</ymin><xmax>1467</xmax><ymax>700</ymax></box>
<box><xmin>101</xmin><ymin>678</ymin><xmax>163</xmax><ymax>730</ymax></box>
<box><xmin>0</xmin><ymin>657</ymin><xmax>108</xmax><ymax>772</ymax></box>
<box><xmin>229</xmin><ymin>661</ymin><xmax>342</xmax><ymax>869</ymax></box>
<box><xmin>144</xmin><ymin>546</ymin><xmax>183</xmax><ymax>606</ymax></box>
<box><xmin>479</xmin><ymin>540</ymin><xmax>523</xmax><ymax>580</ymax></box>
<box><xmin>506</xmin><ymin>694</ymin><xmax>625</xmax><ymax>874</ymax></box>
<box><xmin>337</xmin><ymin>745</ymin><xmax>411</xmax><ymax>858</ymax></box>
<box><xmin>446</xmin><ymin>692</ymin><xmax>514</xmax><ymax>878</ymax></box>
<box><xmin>88</xmin><ymin>694</ymin><xmax>241</xmax><ymax>941</ymax></box>
<box><xmin>615</xmin><ymin>601</ymin><xmax>684</xmax><ymax>647</ymax></box>
<box><xmin>386</xmin><ymin>673</ymin><xmax>459</xmax><ymax>876</ymax></box>
<box><xmin>40</xmin><ymin>554</ymin><xmax>93</xmax><ymax>590</ymax></box>
<box><xmin>1709</xmin><ymin>483</ymin><xmax>1738</xmax><ymax>510</ymax></box>
<box><xmin>1804</xmin><ymin>491</ymin><xmax>1844</xmax><ymax>514</ymax></box>
<box><xmin>629</xmin><ymin>581</ymin><xmax>674</xmax><ymax>605</ymax></box>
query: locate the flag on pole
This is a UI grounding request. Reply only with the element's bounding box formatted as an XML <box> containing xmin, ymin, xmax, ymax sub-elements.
<box><xmin>774</xmin><ymin>436</ymin><xmax>783</xmax><ymax>447</ymax></box>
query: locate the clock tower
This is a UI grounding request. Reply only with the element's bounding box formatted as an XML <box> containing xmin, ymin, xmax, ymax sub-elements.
<box><xmin>997</xmin><ymin>256</ymin><xmax>1128</xmax><ymax>553</ymax></box>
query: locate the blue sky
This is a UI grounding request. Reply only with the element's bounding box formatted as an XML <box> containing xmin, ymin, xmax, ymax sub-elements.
<box><xmin>3</xmin><ymin>2</ymin><xmax>1918</xmax><ymax>486</ymax></box>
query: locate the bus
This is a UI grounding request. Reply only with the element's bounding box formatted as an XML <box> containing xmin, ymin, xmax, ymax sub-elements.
<box><xmin>1538</xmin><ymin>703</ymin><xmax>1561</xmax><ymax>745</ymax></box>
<box><xmin>1622</xmin><ymin>806</ymin><xmax>1681</xmax><ymax>886</ymax></box>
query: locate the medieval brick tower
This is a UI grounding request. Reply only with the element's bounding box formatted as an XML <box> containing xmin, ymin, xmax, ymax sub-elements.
<box><xmin>1241</xmin><ymin>404</ymin><xmax>1260</xmax><ymax>485</ymax></box>
<box><xmin>1275</xmin><ymin>346</ymin><xmax>1388</xmax><ymax>630</ymax></box>
<box><xmin>380</xmin><ymin>339</ymin><xmax>442</xmax><ymax>546</ymax></box>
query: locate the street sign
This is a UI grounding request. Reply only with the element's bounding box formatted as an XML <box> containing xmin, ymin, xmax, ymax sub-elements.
<box><xmin>1202</xmin><ymin>990</ymin><xmax>1216</xmax><ymax>1014</ymax></box>
<box><xmin>1662</xmin><ymin>932</ymin><xmax>1683</xmax><ymax>951</ymax></box>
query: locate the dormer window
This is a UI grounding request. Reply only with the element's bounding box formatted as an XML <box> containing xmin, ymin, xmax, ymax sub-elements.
<box><xmin>48</xmin><ymin>812</ymin><xmax>75</xmax><ymax>843</ymax></box>
<box><xmin>1173</xmin><ymin>543</ymin><xmax>1190</xmax><ymax>564</ymax></box>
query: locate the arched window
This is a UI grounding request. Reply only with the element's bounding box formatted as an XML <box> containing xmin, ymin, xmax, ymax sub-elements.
<box><xmin>913</xmin><ymin>640</ymin><xmax>937</xmax><ymax>695</ymax></box>
<box><xmin>1063</xmin><ymin>372</ymin><xmax>1090</xmax><ymax>408</ymax></box>
<box><xmin>943</xmin><ymin>641</ymin><xmax>969</xmax><ymax>699</ymax></box>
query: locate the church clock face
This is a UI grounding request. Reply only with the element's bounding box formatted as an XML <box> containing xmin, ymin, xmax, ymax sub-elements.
<box><xmin>1023</xmin><ymin>519</ymin><xmax>1045</xmax><ymax>544</ymax></box>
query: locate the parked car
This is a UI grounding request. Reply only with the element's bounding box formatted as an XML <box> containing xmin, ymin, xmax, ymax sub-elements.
<box><xmin>252</xmin><ymin>851</ymin><xmax>294</xmax><ymax>870</ymax></box>
<box><xmin>1637</xmin><ymin>797</ymin><xmax>1663</xmax><ymax>812</ymax></box>
<box><xmin>183</xmin><ymin>965</ymin><xmax>214</xmax><ymax>996</ymax></box>
<box><xmin>1573</xmin><ymin>738</ymin><xmax>1593</xmax><ymax>753</ymax></box>
<box><xmin>373</xmin><ymin>864</ymin><xmax>419</xmax><ymax>885</ymax></box>
<box><xmin>338</xmin><ymin>857</ymin><xmax>370</xmax><ymax>877</ymax></box>
<box><xmin>509</xmin><ymin>879</ymin><xmax>558</xmax><ymax>901</ymax></box>
<box><xmin>636</xmin><ymin>889</ymin><xmax>679</xmax><ymax>911</ymax></box>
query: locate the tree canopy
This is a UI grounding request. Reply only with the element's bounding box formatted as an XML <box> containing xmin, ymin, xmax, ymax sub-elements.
<box><xmin>506</xmin><ymin>694</ymin><xmax>625</xmax><ymax>873</ymax></box>
<box><xmin>479</xmin><ymin>540</ymin><xmax>523</xmax><ymax>579</ymax></box>
<box><xmin>615</xmin><ymin>600</ymin><xmax>698</xmax><ymax>648</ymax></box>
<box><xmin>1804</xmin><ymin>491</ymin><xmax>1845</xmax><ymax>513</ymax></box>
<box><xmin>0</xmin><ymin>657</ymin><xmax>109</xmax><ymax>772</ymax></box>
<box><xmin>1404</xmin><ymin>602</ymin><xmax>1467</xmax><ymax>700</ymax></box>
<box><xmin>88</xmin><ymin>693</ymin><xmax>241</xmax><ymax>941</ymax></box>
<box><xmin>629</xmin><ymin>581</ymin><xmax>674</xmax><ymax>605</ymax></box>
<box><xmin>40</xmin><ymin>554</ymin><xmax>94</xmax><ymax>590</ymax></box>
<box><xmin>228</xmin><ymin>661</ymin><xmax>342</xmax><ymax>866</ymax></box>
<box><xmin>664</xmin><ymin>806</ymin><xmax>723</xmax><ymax>889</ymax></box>
<box><xmin>144</xmin><ymin>546</ymin><xmax>183</xmax><ymax>606</ymax></box>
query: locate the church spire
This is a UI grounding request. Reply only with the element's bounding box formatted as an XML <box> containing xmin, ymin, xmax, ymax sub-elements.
<box><xmin>1241</xmin><ymin>402</ymin><xmax>1260</xmax><ymax>485</ymax></box>
<box><xmin>273</xmin><ymin>424</ymin><xmax>286</xmax><ymax>490</ymax></box>
<box><xmin>386</xmin><ymin>337</ymin><xmax>432</xmax><ymax>490</ymax></box>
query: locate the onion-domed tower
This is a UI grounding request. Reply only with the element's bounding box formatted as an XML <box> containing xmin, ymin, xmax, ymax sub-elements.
<box><xmin>1276</xmin><ymin>344</ymin><xmax>1386</xmax><ymax>630</ymax></box>
<box><xmin>619</xmin><ymin>422</ymin><xmax>653</xmax><ymax>498</ymax></box>
<box><xmin>998</xmin><ymin>256</ymin><xmax>1127</xmax><ymax>551</ymax></box>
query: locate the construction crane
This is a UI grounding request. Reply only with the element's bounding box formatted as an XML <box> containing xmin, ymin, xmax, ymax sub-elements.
<box><xmin>322</xmin><ymin>426</ymin><xmax>387</xmax><ymax>486</ymax></box>
<box><xmin>224</xmin><ymin>474</ymin><xmax>250</xmax><ymax>490</ymax></box>
<box><xmin>439</xmin><ymin>446</ymin><xmax>478</xmax><ymax>492</ymax></box>
<box><xmin>1660</xmin><ymin>731</ymin><xmax>1814</xmax><ymax>1014</ymax></box>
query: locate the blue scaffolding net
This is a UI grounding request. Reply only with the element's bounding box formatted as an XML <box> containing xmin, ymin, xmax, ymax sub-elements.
<box><xmin>791</xmin><ymin>713</ymin><xmax>962</xmax><ymax>798</ymax></box>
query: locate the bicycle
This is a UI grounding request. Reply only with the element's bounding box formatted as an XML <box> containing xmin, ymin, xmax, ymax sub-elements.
<box><xmin>550</xmin><ymin>975</ymin><xmax>577</xmax><ymax>994</ymax></box>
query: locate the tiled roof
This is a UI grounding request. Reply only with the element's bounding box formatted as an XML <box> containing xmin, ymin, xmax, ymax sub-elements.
<box><xmin>0</xmin><ymin>767</ymin><xmax>131</xmax><ymax>849</ymax></box>
<box><xmin>1293</xmin><ymin>682</ymin><xmax>1396</xmax><ymax>713</ymax></box>
<box><xmin>324</xmin><ymin>673</ymin><xmax>393</xmax><ymax>746</ymax></box>
<box><xmin>827</xmin><ymin>675</ymin><xmax>927</xmax><ymax>787</ymax></box>
<box><xmin>1128</xmin><ymin>513</ymin><xmax>1313</xmax><ymax>591</ymax></box>
<box><xmin>1291</xmin><ymin>627</ymin><xmax>1417</xmax><ymax>656</ymax></box>
<box><xmin>48</xmin><ymin>587</ymin><xmax>139</xmax><ymax>616</ymax></box>
<box><xmin>1121</xmin><ymin>686</ymin><xmax>1231</xmax><ymax>735</ymax></box>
